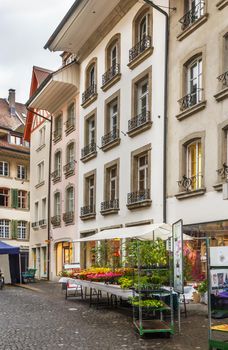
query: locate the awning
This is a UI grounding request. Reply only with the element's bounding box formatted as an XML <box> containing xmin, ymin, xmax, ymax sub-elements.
<box><xmin>75</xmin><ymin>224</ymin><xmax>172</xmax><ymax>242</ymax></box>
<box><xmin>0</xmin><ymin>241</ymin><xmax>20</xmax><ymax>255</ymax></box>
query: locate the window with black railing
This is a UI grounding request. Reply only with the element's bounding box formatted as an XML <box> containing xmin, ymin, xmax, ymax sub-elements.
<box><xmin>63</xmin><ymin>161</ymin><xmax>75</xmax><ymax>175</ymax></box>
<box><xmin>217</xmin><ymin>163</ymin><xmax>228</xmax><ymax>181</ymax></box>
<box><xmin>217</xmin><ymin>71</ymin><xmax>228</xmax><ymax>89</ymax></box>
<box><xmin>129</xmin><ymin>36</ymin><xmax>151</xmax><ymax>63</ymax></box>
<box><xmin>63</xmin><ymin>211</ymin><xmax>74</xmax><ymax>224</ymax></box>
<box><xmin>51</xmin><ymin>215</ymin><xmax>61</xmax><ymax>227</ymax></box>
<box><xmin>81</xmin><ymin>142</ymin><xmax>96</xmax><ymax>159</ymax></box>
<box><xmin>179</xmin><ymin>0</ymin><xmax>205</xmax><ymax>31</ymax></box>
<box><xmin>82</xmin><ymin>84</ymin><xmax>97</xmax><ymax>105</ymax></box>
<box><xmin>128</xmin><ymin>111</ymin><xmax>151</xmax><ymax>132</ymax></box>
<box><xmin>127</xmin><ymin>189</ymin><xmax>150</xmax><ymax>205</ymax></box>
<box><xmin>101</xmin><ymin>199</ymin><xmax>119</xmax><ymax>212</ymax></box>
<box><xmin>102</xmin><ymin>64</ymin><xmax>120</xmax><ymax>87</ymax></box>
<box><xmin>178</xmin><ymin>88</ymin><xmax>203</xmax><ymax>111</ymax></box>
<box><xmin>80</xmin><ymin>205</ymin><xmax>95</xmax><ymax>217</ymax></box>
<box><xmin>53</xmin><ymin>115</ymin><xmax>62</xmax><ymax>141</ymax></box>
<box><xmin>101</xmin><ymin>128</ymin><xmax>119</xmax><ymax>147</ymax></box>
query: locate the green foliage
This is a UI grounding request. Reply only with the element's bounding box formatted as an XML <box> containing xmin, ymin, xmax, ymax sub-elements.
<box><xmin>184</xmin><ymin>255</ymin><xmax>193</xmax><ymax>281</ymax></box>
<box><xmin>58</xmin><ymin>270</ymin><xmax>70</xmax><ymax>277</ymax></box>
<box><xmin>129</xmin><ymin>297</ymin><xmax>164</xmax><ymax>308</ymax></box>
<box><xmin>118</xmin><ymin>276</ymin><xmax>133</xmax><ymax>289</ymax></box>
<box><xmin>198</xmin><ymin>280</ymin><xmax>208</xmax><ymax>294</ymax></box>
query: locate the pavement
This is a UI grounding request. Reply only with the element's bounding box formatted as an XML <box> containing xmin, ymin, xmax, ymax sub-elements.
<box><xmin>0</xmin><ymin>281</ymin><xmax>209</xmax><ymax>350</ymax></box>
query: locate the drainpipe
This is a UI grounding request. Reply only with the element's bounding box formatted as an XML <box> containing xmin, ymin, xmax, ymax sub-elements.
<box><xmin>26</xmin><ymin>107</ymin><xmax>52</xmax><ymax>281</ymax></box>
<box><xmin>143</xmin><ymin>0</ymin><xmax>169</xmax><ymax>223</ymax></box>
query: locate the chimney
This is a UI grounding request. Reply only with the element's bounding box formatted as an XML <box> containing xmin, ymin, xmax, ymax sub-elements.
<box><xmin>8</xmin><ymin>89</ymin><xmax>16</xmax><ymax>116</ymax></box>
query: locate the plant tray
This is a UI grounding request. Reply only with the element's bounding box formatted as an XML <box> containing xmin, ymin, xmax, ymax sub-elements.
<box><xmin>134</xmin><ymin>319</ymin><xmax>173</xmax><ymax>333</ymax></box>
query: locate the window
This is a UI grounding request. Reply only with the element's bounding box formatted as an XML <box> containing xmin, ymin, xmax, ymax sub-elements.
<box><xmin>0</xmin><ymin>161</ymin><xmax>9</xmax><ymax>176</ymax></box>
<box><xmin>54</xmin><ymin>151</ymin><xmax>61</xmax><ymax>177</ymax></box>
<box><xmin>10</xmin><ymin>135</ymin><xmax>22</xmax><ymax>145</ymax></box>
<box><xmin>18</xmin><ymin>190</ymin><xmax>27</xmax><ymax>209</ymax></box>
<box><xmin>137</xmin><ymin>78</ymin><xmax>149</xmax><ymax>116</ymax></box>
<box><xmin>187</xmin><ymin>57</ymin><xmax>202</xmax><ymax>105</ymax></box>
<box><xmin>17</xmin><ymin>165</ymin><xmax>26</xmax><ymax>179</ymax></box>
<box><xmin>39</xmin><ymin>127</ymin><xmax>45</xmax><ymax>147</ymax></box>
<box><xmin>180</xmin><ymin>0</ymin><xmax>205</xmax><ymax>31</ymax></box>
<box><xmin>17</xmin><ymin>221</ymin><xmax>26</xmax><ymax>240</ymax></box>
<box><xmin>38</xmin><ymin>161</ymin><xmax>44</xmax><ymax>184</ymax></box>
<box><xmin>186</xmin><ymin>140</ymin><xmax>202</xmax><ymax>190</ymax></box>
<box><xmin>54</xmin><ymin>192</ymin><xmax>61</xmax><ymax>216</ymax></box>
<box><xmin>42</xmin><ymin>198</ymin><xmax>46</xmax><ymax>220</ymax></box>
<box><xmin>35</xmin><ymin>202</ymin><xmax>39</xmax><ymax>222</ymax></box>
<box><xmin>54</xmin><ymin>114</ymin><xmax>62</xmax><ymax>140</ymax></box>
<box><xmin>66</xmin><ymin>187</ymin><xmax>74</xmax><ymax>213</ymax></box>
<box><xmin>110</xmin><ymin>167</ymin><xmax>118</xmax><ymax>201</ymax></box>
<box><xmin>102</xmin><ymin>35</ymin><xmax>121</xmax><ymax>89</ymax></box>
<box><xmin>138</xmin><ymin>154</ymin><xmax>149</xmax><ymax>192</ymax></box>
<box><xmin>67</xmin><ymin>143</ymin><xmax>75</xmax><ymax>164</ymax></box>
<box><xmin>66</xmin><ymin>103</ymin><xmax>75</xmax><ymax>130</ymax></box>
<box><xmin>0</xmin><ymin>220</ymin><xmax>10</xmax><ymax>238</ymax></box>
<box><xmin>139</xmin><ymin>15</ymin><xmax>148</xmax><ymax>41</ymax></box>
<box><xmin>88</xmin><ymin>176</ymin><xmax>95</xmax><ymax>209</ymax></box>
<box><xmin>0</xmin><ymin>188</ymin><xmax>9</xmax><ymax>207</ymax></box>
<box><xmin>82</xmin><ymin>59</ymin><xmax>97</xmax><ymax>106</ymax></box>
<box><xmin>224</xmin><ymin>34</ymin><xmax>228</xmax><ymax>73</ymax></box>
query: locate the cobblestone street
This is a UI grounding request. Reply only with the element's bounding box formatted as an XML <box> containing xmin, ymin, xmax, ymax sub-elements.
<box><xmin>0</xmin><ymin>282</ymin><xmax>209</xmax><ymax>350</ymax></box>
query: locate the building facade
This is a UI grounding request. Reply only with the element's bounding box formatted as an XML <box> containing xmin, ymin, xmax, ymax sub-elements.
<box><xmin>26</xmin><ymin>60</ymin><xmax>80</xmax><ymax>280</ymax></box>
<box><xmin>167</xmin><ymin>0</ymin><xmax>228</xmax><ymax>272</ymax></box>
<box><xmin>0</xmin><ymin>89</ymin><xmax>30</xmax><ymax>274</ymax></box>
<box><xmin>45</xmin><ymin>0</ymin><xmax>168</xmax><ymax>268</ymax></box>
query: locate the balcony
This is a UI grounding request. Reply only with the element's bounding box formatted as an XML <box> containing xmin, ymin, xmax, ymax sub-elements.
<box><xmin>63</xmin><ymin>161</ymin><xmax>75</xmax><ymax>178</ymax></box>
<box><xmin>80</xmin><ymin>205</ymin><xmax>96</xmax><ymax>220</ymax></box>
<box><xmin>65</xmin><ymin>118</ymin><xmax>75</xmax><ymax>135</ymax></box>
<box><xmin>51</xmin><ymin>169</ymin><xmax>61</xmax><ymax>183</ymax></box>
<box><xmin>81</xmin><ymin>142</ymin><xmax>97</xmax><ymax>162</ymax></box>
<box><xmin>179</xmin><ymin>1</ymin><xmax>205</xmax><ymax>31</ymax></box>
<box><xmin>51</xmin><ymin>215</ymin><xmax>61</xmax><ymax>227</ymax></box>
<box><xmin>100</xmin><ymin>199</ymin><xmax>119</xmax><ymax>215</ymax></box>
<box><xmin>101</xmin><ymin>129</ymin><xmax>120</xmax><ymax>151</ymax></box>
<box><xmin>53</xmin><ymin>129</ymin><xmax>62</xmax><ymax>143</ymax></box>
<box><xmin>101</xmin><ymin>64</ymin><xmax>121</xmax><ymax>91</ymax></box>
<box><xmin>128</xmin><ymin>111</ymin><xmax>152</xmax><ymax>137</ymax></box>
<box><xmin>128</xmin><ymin>36</ymin><xmax>153</xmax><ymax>69</ymax></box>
<box><xmin>177</xmin><ymin>89</ymin><xmax>206</xmax><ymax>120</ymax></box>
<box><xmin>214</xmin><ymin>71</ymin><xmax>228</xmax><ymax>102</ymax></box>
<box><xmin>63</xmin><ymin>211</ymin><xmax>74</xmax><ymax>224</ymax></box>
<box><xmin>176</xmin><ymin>175</ymin><xmax>206</xmax><ymax>199</ymax></box>
<box><xmin>39</xmin><ymin>219</ymin><xmax>47</xmax><ymax>227</ymax></box>
<box><xmin>31</xmin><ymin>222</ymin><xmax>39</xmax><ymax>229</ymax></box>
<box><xmin>81</xmin><ymin>84</ymin><xmax>97</xmax><ymax>108</ymax></box>
<box><xmin>127</xmin><ymin>189</ymin><xmax>151</xmax><ymax>210</ymax></box>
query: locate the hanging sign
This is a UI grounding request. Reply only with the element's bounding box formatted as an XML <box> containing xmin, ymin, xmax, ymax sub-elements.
<box><xmin>173</xmin><ymin>219</ymin><xmax>184</xmax><ymax>294</ymax></box>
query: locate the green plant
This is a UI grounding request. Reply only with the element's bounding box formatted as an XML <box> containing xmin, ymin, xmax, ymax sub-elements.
<box><xmin>198</xmin><ymin>280</ymin><xmax>208</xmax><ymax>294</ymax></box>
<box><xmin>118</xmin><ymin>276</ymin><xmax>133</xmax><ymax>289</ymax></box>
<box><xmin>129</xmin><ymin>297</ymin><xmax>164</xmax><ymax>308</ymax></box>
<box><xmin>58</xmin><ymin>270</ymin><xmax>70</xmax><ymax>277</ymax></box>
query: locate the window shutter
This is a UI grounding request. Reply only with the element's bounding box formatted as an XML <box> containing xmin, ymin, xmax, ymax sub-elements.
<box><xmin>11</xmin><ymin>189</ymin><xmax>18</xmax><ymax>208</ymax></box>
<box><xmin>11</xmin><ymin>220</ymin><xmax>18</xmax><ymax>239</ymax></box>
<box><xmin>28</xmin><ymin>192</ymin><xmax>30</xmax><ymax>210</ymax></box>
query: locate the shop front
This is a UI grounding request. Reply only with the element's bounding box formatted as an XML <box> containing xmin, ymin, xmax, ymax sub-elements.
<box><xmin>55</xmin><ymin>241</ymin><xmax>73</xmax><ymax>276</ymax></box>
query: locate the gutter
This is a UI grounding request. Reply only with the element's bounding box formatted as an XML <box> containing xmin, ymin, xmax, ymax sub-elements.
<box><xmin>26</xmin><ymin>107</ymin><xmax>52</xmax><ymax>281</ymax></box>
<box><xmin>144</xmin><ymin>0</ymin><xmax>169</xmax><ymax>224</ymax></box>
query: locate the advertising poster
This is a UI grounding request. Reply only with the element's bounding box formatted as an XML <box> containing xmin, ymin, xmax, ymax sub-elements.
<box><xmin>172</xmin><ymin>219</ymin><xmax>184</xmax><ymax>294</ymax></box>
<box><xmin>210</xmin><ymin>269</ymin><xmax>228</xmax><ymax>290</ymax></box>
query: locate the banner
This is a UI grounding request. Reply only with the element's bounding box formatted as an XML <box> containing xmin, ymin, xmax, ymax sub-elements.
<box><xmin>173</xmin><ymin>219</ymin><xmax>184</xmax><ymax>293</ymax></box>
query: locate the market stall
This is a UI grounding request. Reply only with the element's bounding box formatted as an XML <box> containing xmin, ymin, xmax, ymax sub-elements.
<box><xmin>0</xmin><ymin>241</ymin><xmax>20</xmax><ymax>284</ymax></box>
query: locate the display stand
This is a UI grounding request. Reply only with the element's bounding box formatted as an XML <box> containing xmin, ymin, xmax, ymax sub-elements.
<box><xmin>208</xmin><ymin>245</ymin><xmax>228</xmax><ymax>350</ymax></box>
<box><xmin>132</xmin><ymin>240</ymin><xmax>174</xmax><ymax>336</ymax></box>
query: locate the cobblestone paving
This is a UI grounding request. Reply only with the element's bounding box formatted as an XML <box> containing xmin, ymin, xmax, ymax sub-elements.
<box><xmin>0</xmin><ymin>282</ymin><xmax>209</xmax><ymax>350</ymax></box>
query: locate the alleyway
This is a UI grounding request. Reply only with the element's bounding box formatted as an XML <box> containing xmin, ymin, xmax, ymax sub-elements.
<box><xmin>0</xmin><ymin>282</ymin><xmax>209</xmax><ymax>350</ymax></box>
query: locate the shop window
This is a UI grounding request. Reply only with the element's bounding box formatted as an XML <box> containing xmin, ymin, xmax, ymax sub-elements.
<box><xmin>17</xmin><ymin>221</ymin><xmax>27</xmax><ymax>239</ymax></box>
<box><xmin>0</xmin><ymin>219</ymin><xmax>10</xmax><ymax>238</ymax></box>
<box><xmin>17</xmin><ymin>165</ymin><xmax>26</xmax><ymax>180</ymax></box>
<box><xmin>0</xmin><ymin>188</ymin><xmax>9</xmax><ymax>207</ymax></box>
<box><xmin>0</xmin><ymin>161</ymin><xmax>9</xmax><ymax>176</ymax></box>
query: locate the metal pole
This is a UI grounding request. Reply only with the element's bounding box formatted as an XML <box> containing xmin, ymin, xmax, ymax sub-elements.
<box><xmin>19</xmin><ymin>253</ymin><xmax>22</xmax><ymax>284</ymax></box>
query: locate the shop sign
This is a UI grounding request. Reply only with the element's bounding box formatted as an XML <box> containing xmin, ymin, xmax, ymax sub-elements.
<box><xmin>173</xmin><ymin>219</ymin><xmax>184</xmax><ymax>294</ymax></box>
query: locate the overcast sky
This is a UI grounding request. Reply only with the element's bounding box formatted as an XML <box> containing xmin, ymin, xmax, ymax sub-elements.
<box><xmin>0</xmin><ymin>0</ymin><xmax>75</xmax><ymax>103</ymax></box>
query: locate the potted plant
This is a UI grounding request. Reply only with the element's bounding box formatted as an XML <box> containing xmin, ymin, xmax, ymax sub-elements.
<box><xmin>198</xmin><ymin>280</ymin><xmax>208</xmax><ymax>304</ymax></box>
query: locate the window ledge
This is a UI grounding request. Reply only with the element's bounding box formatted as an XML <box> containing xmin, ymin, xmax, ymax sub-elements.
<box><xmin>52</xmin><ymin>224</ymin><xmax>61</xmax><ymax>229</ymax></box>
<box><xmin>216</xmin><ymin>0</ymin><xmax>228</xmax><ymax>10</ymax></box>
<box><xmin>35</xmin><ymin>181</ymin><xmax>45</xmax><ymax>189</ymax></box>
<box><xmin>127</xmin><ymin>121</ymin><xmax>153</xmax><ymax>137</ymax></box>
<box><xmin>53</xmin><ymin>135</ymin><xmax>62</xmax><ymax>144</ymax></box>
<box><xmin>175</xmin><ymin>188</ymin><xmax>206</xmax><ymax>200</ymax></box>
<box><xmin>14</xmin><ymin>178</ymin><xmax>29</xmax><ymax>182</ymax></box>
<box><xmin>177</xmin><ymin>14</ymin><xmax>208</xmax><ymax>41</ymax></box>
<box><xmin>213</xmin><ymin>182</ymin><xmax>223</xmax><ymax>191</ymax></box>
<box><xmin>80</xmin><ymin>213</ymin><xmax>96</xmax><ymax>221</ymax></box>
<box><xmin>65</xmin><ymin>171</ymin><xmax>75</xmax><ymax>179</ymax></box>
<box><xmin>214</xmin><ymin>86</ymin><xmax>228</xmax><ymax>102</ymax></box>
<box><xmin>126</xmin><ymin>199</ymin><xmax>152</xmax><ymax>210</ymax></box>
<box><xmin>176</xmin><ymin>100</ymin><xmax>207</xmax><ymax>121</ymax></box>
<box><xmin>81</xmin><ymin>93</ymin><xmax>98</xmax><ymax>109</ymax></box>
<box><xmin>65</xmin><ymin>126</ymin><xmax>75</xmax><ymax>136</ymax></box>
<box><xmin>100</xmin><ymin>208</ymin><xmax>120</xmax><ymax>216</ymax></box>
<box><xmin>65</xmin><ymin>221</ymin><xmax>75</xmax><ymax>226</ymax></box>
<box><xmin>40</xmin><ymin>224</ymin><xmax>47</xmax><ymax>229</ymax></box>
<box><xmin>80</xmin><ymin>151</ymin><xmax>97</xmax><ymax>163</ymax></box>
<box><xmin>101</xmin><ymin>74</ymin><xmax>121</xmax><ymax>92</ymax></box>
<box><xmin>127</xmin><ymin>47</ymin><xmax>154</xmax><ymax>70</ymax></box>
<box><xmin>101</xmin><ymin>138</ymin><xmax>121</xmax><ymax>152</ymax></box>
<box><xmin>36</xmin><ymin>144</ymin><xmax>46</xmax><ymax>152</ymax></box>
<box><xmin>32</xmin><ymin>226</ymin><xmax>39</xmax><ymax>231</ymax></box>
<box><xmin>15</xmin><ymin>208</ymin><xmax>29</xmax><ymax>212</ymax></box>
<box><xmin>52</xmin><ymin>177</ymin><xmax>61</xmax><ymax>184</ymax></box>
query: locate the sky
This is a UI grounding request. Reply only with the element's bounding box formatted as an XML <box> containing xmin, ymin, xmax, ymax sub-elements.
<box><xmin>0</xmin><ymin>0</ymin><xmax>75</xmax><ymax>103</ymax></box>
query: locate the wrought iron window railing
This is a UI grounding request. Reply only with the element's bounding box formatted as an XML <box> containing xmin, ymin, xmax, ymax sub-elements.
<box><xmin>39</xmin><ymin>219</ymin><xmax>47</xmax><ymax>226</ymax></box>
<box><xmin>53</xmin><ymin>129</ymin><xmax>62</xmax><ymax>141</ymax></box>
<box><xmin>179</xmin><ymin>1</ymin><xmax>205</xmax><ymax>31</ymax></box>
<box><xmin>177</xmin><ymin>175</ymin><xmax>203</xmax><ymax>191</ymax></box>
<box><xmin>65</xmin><ymin>118</ymin><xmax>75</xmax><ymax>130</ymax></box>
<box><xmin>128</xmin><ymin>111</ymin><xmax>151</xmax><ymax>132</ymax></box>
<box><xmin>129</xmin><ymin>36</ymin><xmax>151</xmax><ymax>63</ymax></box>
<box><xmin>31</xmin><ymin>222</ymin><xmax>39</xmax><ymax>228</ymax></box>
<box><xmin>51</xmin><ymin>169</ymin><xmax>61</xmax><ymax>181</ymax></box>
<box><xmin>101</xmin><ymin>129</ymin><xmax>119</xmax><ymax>147</ymax></box>
<box><xmin>51</xmin><ymin>215</ymin><xmax>61</xmax><ymax>226</ymax></box>
<box><xmin>217</xmin><ymin>71</ymin><xmax>228</xmax><ymax>89</ymax></box>
<box><xmin>217</xmin><ymin>163</ymin><xmax>228</xmax><ymax>180</ymax></box>
<box><xmin>80</xmin><ymin>205</ymin><xmax>95</xmax><ymax>217</ymax></box>
<box><xmin>178</xmin><ymin>89</ymin><xmax>203</xmax><ymax>111</ymax></box>
<box><xmin>100</xmin><ymin>199</ymin><xmax>119</xmax><ymax>212</ymax></box>
<box><xmin>102</xmin><ymin>64</ymin><xmax>120</xmax><ymax>86</ymax></box>
<box><xmin>81</xmin><ymin>142</ymin><xmax>96</xmax><ymax>159</ymax></box>
<box><xmin>63</xmin><ymin>211</ymin><xmax>74</xmax><ymax>223</ymax></box>
<box><xmin>127</xmin><ymin>189</ymin><xmax>150</xmax><ymax>205</ymax></box>
<box><xmin>82</xmin><ymin>84</ymin><xmax>97</xmax><ymax>104</ymax></box>
<box><xmin>63</xmin><ymin>161</ymin><xmax>75</xmax><ymax>175</ymax></box>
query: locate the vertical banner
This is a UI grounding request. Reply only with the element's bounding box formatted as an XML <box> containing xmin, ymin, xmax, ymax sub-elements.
<box><xmin>173</xmin><ymin>219</ymin><xmax>184</xmax><ymax>294</ymax></box>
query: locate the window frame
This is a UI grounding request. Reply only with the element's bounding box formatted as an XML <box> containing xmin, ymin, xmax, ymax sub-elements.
<box><xmin>18</xmin><ymin>190</ymin><xmax>27</xmax><ymax>209</ymax></box>
<box><xmin>0</xmin><ymin>188</ymin><xmax>9</xmax><ymax>207</ymax></box>
<box><xmin>0</xmin><ymin>161</ymin><xmax>9</xmax><ymax>177</ymax></box>
<box><xmin>0</xmin><ymin>219</ymin><xmax>10</xmax><ymax>238</ymax></box>
<box><xmin>17</xmin><ymin>221</ymin><xmax>27</xmax><ymax>240</ymax></box>
<box><xmin>17</xmin><ymin>164</ymin><xmax>26</xmax><ymax>180</ymax></box>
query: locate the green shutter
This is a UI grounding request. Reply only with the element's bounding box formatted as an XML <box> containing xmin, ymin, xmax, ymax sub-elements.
<box><xmin>27</xmin><ymin>192</ymin><xmax>30</xmax><ymax>210</ymax></box>
<box><xmin>11</xmin><ymin>220</ymin><xmax>18</xmax><ymax>239</ymax></box>
<box><xmin>11</xmin><ymin>189</ymin><xmax>18</xmax><ymax>209</ymax></box>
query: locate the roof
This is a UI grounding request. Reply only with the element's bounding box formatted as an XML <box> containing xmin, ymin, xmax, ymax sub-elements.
<box><xmin>0</xmin><ymin>241</ymin><xmax>19</xmax><ymax>255</ymax></box>
<box><xmin>0</xmin><ymin>98</ymin><xmax>26</xmax><ymax>131</ymax></box>
<box><xmin>0</xmin><ymin>140</ymin><xmax>30</xmax><ymax>155</ymax></box>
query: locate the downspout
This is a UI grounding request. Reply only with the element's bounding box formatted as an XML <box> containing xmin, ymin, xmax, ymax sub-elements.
<box><xmin>143</xmin><ymin>0</ymin><xmax>169</xmax><ymax>223</ymax></box>
<box><xmin>26</xmin><ymin>107</ymin><xmax>52</xmax><ymax>281</ymax></box>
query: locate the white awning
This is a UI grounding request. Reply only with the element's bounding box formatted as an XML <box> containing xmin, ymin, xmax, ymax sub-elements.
<box><xmin>75</xmin><ymin>223</ymin><xmax>173</xmax><ymax>242</ymax></box>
